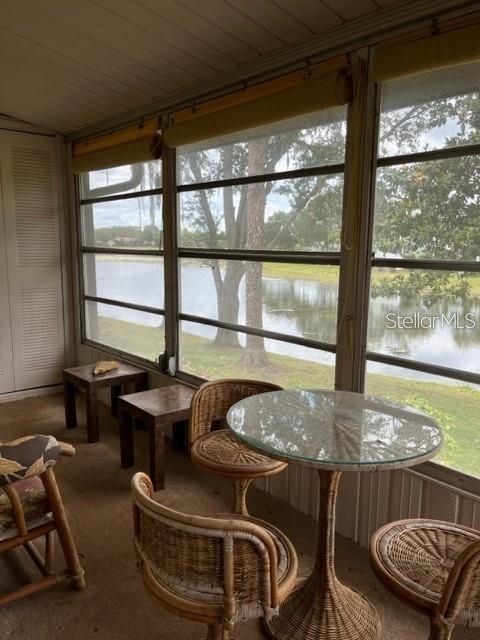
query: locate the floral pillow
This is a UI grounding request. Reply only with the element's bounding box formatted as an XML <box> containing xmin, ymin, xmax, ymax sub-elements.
<box><xmin>0</xmin><ymin>435</ymin><xmax>61</xmax><ymax>486</ymax></box>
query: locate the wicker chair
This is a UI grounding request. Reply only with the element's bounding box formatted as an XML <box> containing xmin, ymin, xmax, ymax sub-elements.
<box><xmin>0</xmin><ymin>434</ymin><xmax>85</xmax><ymax>604</ymax></box>
<box><xmin>370</xmin><ymin>518</ymin><xmax>480</xmax><ymax>639</ymax></box>
<box><xmin>189</xmin><ymin>379</ymin><xmax>287</xmax><ymax>515</ymax></box>
<box><xmin>132</xmin><ymin>472</ymin><xmax>298</xmax><ymax>640</ymax></box>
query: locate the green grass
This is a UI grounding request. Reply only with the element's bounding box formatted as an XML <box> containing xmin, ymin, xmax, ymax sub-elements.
<box><xmin>262</xmin><ymin>263</ymin><xmax>480</xmax><ymax>298</ymax></box>
<box><xmin>263</xmin><ymin>263</ymin><xmax>339</xmax><ymax>283</ymax></box>
<box><xmin>97</xmin><ymin>316</ymin><xmax>480</xmax><ymax>478</ymax></box>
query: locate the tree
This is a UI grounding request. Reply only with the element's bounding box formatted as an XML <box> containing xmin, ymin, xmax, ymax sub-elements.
<box><xmin>180</xmin><ymin>130</ymin><xmax>295</xmax><ymax>349</ymax></box>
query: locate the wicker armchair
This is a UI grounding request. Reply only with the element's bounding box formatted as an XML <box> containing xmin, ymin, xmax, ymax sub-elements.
<box><xmin>132</xmin><ymin>472</ymin><xmax>298</xmax><ymax>640</ymax></box>
<box><xmin>0</xmin><ymin>434</ymin><xmax>85</xmax><ymax>604</ymax></box>
<box><xmin>370</xmin><ymin>518</ymin><xmax>480</xmax><ymax>639</ymax></box>
<box><xmin>189</xmin><ymin>379</ymin><xmax>287</xmax><ymax>515</ymax></box>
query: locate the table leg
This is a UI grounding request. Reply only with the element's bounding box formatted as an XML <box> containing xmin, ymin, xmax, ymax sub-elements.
<box><xmin>266</xmin><ymin>470</ymin><xmax>381</xmax><ymax>640</ymax></box>
<box><xmin>172</xmin><ymin>420</ymin><xmax>188</xmax><ymax>452</ymax></box>
<box><xmin>111</xmin><ymin>385</ymin><xmax>122</xmax><ymax>418</ymax></box>
<box><xmin>63</xmin><ymin>380</ymin><xmax>77</xmax><ymax>429</ymax></box>
<box><xmin>149</xmin><ymin>422</ymin><xmax>165</xmax><ymax>491</ymax></box>
<box><xmin>133</xmin><ymin>376</ymin><xmax>148</xmax><ymax>430</ymax></box>
<box><xmin>85</xmin><ymin>388</ymin><xmax>99</xmax><ymax>443</ymax></box>
<box><xmin>135</xmin><ymin>373</ymin><xmax>148</xmax><ymax>393</ymax></box>
<box><xmin>119</xmin><ymin>409</ymin><xmax>134</xmax><ymax>468</ymax></box>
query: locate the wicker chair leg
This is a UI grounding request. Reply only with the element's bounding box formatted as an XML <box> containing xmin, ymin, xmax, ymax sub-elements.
<box><xmin>41</xmin><ymin>469</ymin><xmax>86</xmax><ymax>591</ymax></box>
<box><xmin>232</xmin><ymin>478</ymin><xmax>252</xmax><ymax>515</ymax></box>
<box><xmin>206</xmin><ymin>623</ymin><xmax>230</xmax><ymax>639</ymax></box>
<box><xmin>428</xmin><ymin>614</ymin><xmax>455</xmax><ymax>640</ymax></box>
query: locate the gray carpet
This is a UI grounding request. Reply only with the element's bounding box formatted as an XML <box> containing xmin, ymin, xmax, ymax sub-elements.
<box><xmin>0</xmin><ymin>393</ymin><xmax>476</xmax><ymax>639</ymax></box>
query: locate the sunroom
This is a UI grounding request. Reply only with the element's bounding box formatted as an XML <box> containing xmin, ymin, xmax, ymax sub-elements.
<box><xmin>0</xmin><ymin>1</ymin><xmax>479</xmax><ymax>639</ymax></box>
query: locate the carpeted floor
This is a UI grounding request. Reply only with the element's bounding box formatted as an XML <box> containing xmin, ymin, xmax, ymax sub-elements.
<box><xmin>0</xmin><ymin>392</ymin><xmax>476</xmax><ymax>640</ymax></box>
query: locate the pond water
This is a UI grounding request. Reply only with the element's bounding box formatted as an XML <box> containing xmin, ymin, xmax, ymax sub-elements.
<box><xmin>92</xmin><ymin>258</ymin><xmax>480</xmax><ymax>381</ymax></box>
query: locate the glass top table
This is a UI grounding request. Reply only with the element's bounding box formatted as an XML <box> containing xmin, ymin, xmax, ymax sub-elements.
<box><xmin>227</xmin><ymin>389</ymin><xmax>443</xmax><ymax>640</ymax></box>
<box><xmin>227</xmin><ymin>389</ymin><xmax>442</xmax><ymax>471</ymax></box>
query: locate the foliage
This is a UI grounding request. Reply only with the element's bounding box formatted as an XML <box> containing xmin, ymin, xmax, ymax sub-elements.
<box><xmin>94</xmin><ymin>224</ymin><xmax>161</xmax><ymax>247</ymax></box>
<box><xmin>371</xmin><ymin>270</ymin><xmax>471</xmax><ymax>300</ymax></box>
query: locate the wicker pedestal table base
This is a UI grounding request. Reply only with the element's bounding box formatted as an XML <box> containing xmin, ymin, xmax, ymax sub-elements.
<box><xmin>266</xmin><ymin>470</ymin><xmax>381</xmax><ymax>640</ymax></box>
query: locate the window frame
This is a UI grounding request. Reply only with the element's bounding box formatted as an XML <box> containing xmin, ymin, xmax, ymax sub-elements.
<box><xmin>367</xmin><ymin>88</ymin><xmax>480</xmax><ymax>387</ymax></box>
<box><xmin>73</xmin><ymin>49</ymin><xmax>480</xmax><ymax>488</ymax></box>
<box><xmin>173</xmin><ymin>123</ymin><xmax>348</xmax><ymax>385</ymax></box>
<box><xmin>77</xmin><ymin>164</ymin><xmax>166</xmax><ymax>367</ymax></box>
<box><xmin>362</xmin><ymin>69</ymin><xmax>480</xmax><ymax>489</ymax></box>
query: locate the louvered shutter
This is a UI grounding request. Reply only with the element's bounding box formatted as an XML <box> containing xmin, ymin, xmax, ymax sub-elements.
<box><xmin>0</xmin><ymin>132</ymin><xmax>65</xmax><ymax>390</ymax></box>
<box><xmin>0</xmin><ymin>195</ymin><xmax>14</xmax><ymax>393</ymax></box>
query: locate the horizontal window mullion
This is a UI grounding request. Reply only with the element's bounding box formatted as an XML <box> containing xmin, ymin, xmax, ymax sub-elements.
<box><xmin>84</xmin><ymin>294</ymin><xmax>165</xmax><ymax>316</ymax></box>
<box><xmin>82</xmin><ymin>246</ymin><xmax>164</xmax><ymax>257</ymax></box>
<box><xmin>178</xmin><ymin>248</ymin><xmax>341</xmax><ymax>264</ymax></box>
<box><xmin>366</xmin><ymin>351</ymin><xmax>480</xmax><ymax>386</ymax></box>
<box><xmin>180</xmin><ymin>313</ymin><xmax>336</xmax><ymax>353</ymax></box>
<box><xmin>80</xmin><ymin>187</ymin><xmax>163</xmax><ymax>206</ymax></box>
<box><xmin>371</xmin><ymin>258</ymin><xmax>480</xmax><ymax>272</ymax></box>
<box><xmin>377</xmin><ymin>143</ymin><xmax>480</xmax><ymax>168</ymax></box>
<box><xmin>177</xmin><ymin>163</ymin><xmax>345</xmax><ymax>193</ymax></box>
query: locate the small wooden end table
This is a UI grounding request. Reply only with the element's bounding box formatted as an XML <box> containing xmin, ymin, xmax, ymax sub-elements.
<box><xmin>63</xmin><ymin>363</ymin><xmax>148</xmax><ymax>443</ymax></box>
<box><xmin>118</xmin><ymin>384</ymin><xmax>195</xmax><ymax>490</ymax></box>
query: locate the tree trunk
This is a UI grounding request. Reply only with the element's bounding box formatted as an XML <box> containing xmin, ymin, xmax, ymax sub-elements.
<box><xmin>243</xmin><ymin>139</ymin><xmax>268</xmax><ymax>368</ymax></box>
<box><xmin>213</xmin><ymin>260</ymin><xmax>244</xmax><ymax>348</ymax></box>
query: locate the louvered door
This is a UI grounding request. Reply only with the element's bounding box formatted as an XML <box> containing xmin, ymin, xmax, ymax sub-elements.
<box><xmin>0</xmin><ymin>132</ymin><xmax>65</xmax><ymax>390</ymax></box>
<box><xmin>0</xmin><ymin>183</ymin><xmax>14</xmax><ymax>393</ymax></box>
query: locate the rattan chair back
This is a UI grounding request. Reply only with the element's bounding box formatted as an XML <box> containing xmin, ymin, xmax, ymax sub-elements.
<box><xmin>189</xmin><ymin>378</ymin><xmax>281</xmax><ymax>446</ymax></box>
<box><xmin>131</xmin><ymin>472</ymin><xmax>297</xmax><ymax>639</ymax></box>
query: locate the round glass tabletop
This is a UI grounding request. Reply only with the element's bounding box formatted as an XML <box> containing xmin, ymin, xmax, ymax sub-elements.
<box><xmin>227</xmin><ymin>389</ymin><xmax>443</xmax><ymax>471</ymax></box>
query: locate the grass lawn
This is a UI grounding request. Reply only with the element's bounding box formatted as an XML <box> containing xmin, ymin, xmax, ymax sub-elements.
<box><xmin>97</xmin><ymin>316</ymin><xmax>480</xmax><ymax>478</ymax></box>
<box><xmin>263</xmin><ymin>263</ymin><xmax>480</xmax><ymax>297</ymax></box>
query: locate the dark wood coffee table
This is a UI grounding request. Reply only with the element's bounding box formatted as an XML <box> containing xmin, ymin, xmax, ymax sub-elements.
<box><xmin>118</xmin><ymin>384</ymin><xmax>195</xmax><ymax>490</ymax></box>
<box><xmin>63</xmin><ymin>363</ymin><xmax>148</xmax><ymax>443</ymax></box>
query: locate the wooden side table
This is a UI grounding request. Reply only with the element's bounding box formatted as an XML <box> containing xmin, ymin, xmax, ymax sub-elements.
<box><xmin>118</xmin><ymin>384</ymin><xmax>195</xmax><ymax>491</ymax></box>
<box><xmin>63</xmin><ymin>363</ymin><xmax>148</xmax><ymax>443</ymax></box>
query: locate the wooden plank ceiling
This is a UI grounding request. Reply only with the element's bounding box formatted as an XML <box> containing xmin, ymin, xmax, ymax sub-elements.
<box><xmin>0</xmin><ymin>0</ymin><xmax>404</xmax><ymax>135</ymax></box>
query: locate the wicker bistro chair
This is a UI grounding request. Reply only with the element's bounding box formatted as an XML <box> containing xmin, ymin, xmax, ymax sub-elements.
<box><xmin>370</xmin><ymin>518</ymin><xmax>480</xmax><ymax>639</ymax></box>
<box><xmin>0</xmin><ymin>434</ymin><xmax>85</xmax><ymax>604</ymax></box>
<box><xmin>189</xmin><ymin>379</ymin><xmax>287</xmax><ymax>516</ymax></box>
<box><xmin>132</xmin><ymin>472</ymin><xmax>298</xmax><ymax>640</ymax></box>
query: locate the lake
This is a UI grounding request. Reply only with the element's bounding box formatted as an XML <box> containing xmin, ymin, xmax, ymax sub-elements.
<box><xmin>89</xmin><ymin>257</ymin><xmax>480</xmax><ymax>382</ymax></box>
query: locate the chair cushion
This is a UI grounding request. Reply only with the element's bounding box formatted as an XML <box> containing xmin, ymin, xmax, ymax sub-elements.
<box><xmin>191</xmin><ymin>429</ymin><xmax>287</xmax><ymax>478</ymax></box>
<box><xmin>370</xmin><ymin>519</ymin><xmax>480</xmax><ymax>611</ymax></box>
<box><xmin>0</xmin><ymin>476</ymin><xmax>52</xmax><ymax>541</ymax></box>
<box><xmin>0</xmin><ymin>435</ymin><xmax>60</xmax><ymax>486</ymax></box>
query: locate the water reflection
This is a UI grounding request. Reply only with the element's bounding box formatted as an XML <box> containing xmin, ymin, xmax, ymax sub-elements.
<box><xmin>227</xmin><ymin>390</ymin><xmax>443</xmax><ymax>466</ymax></box>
